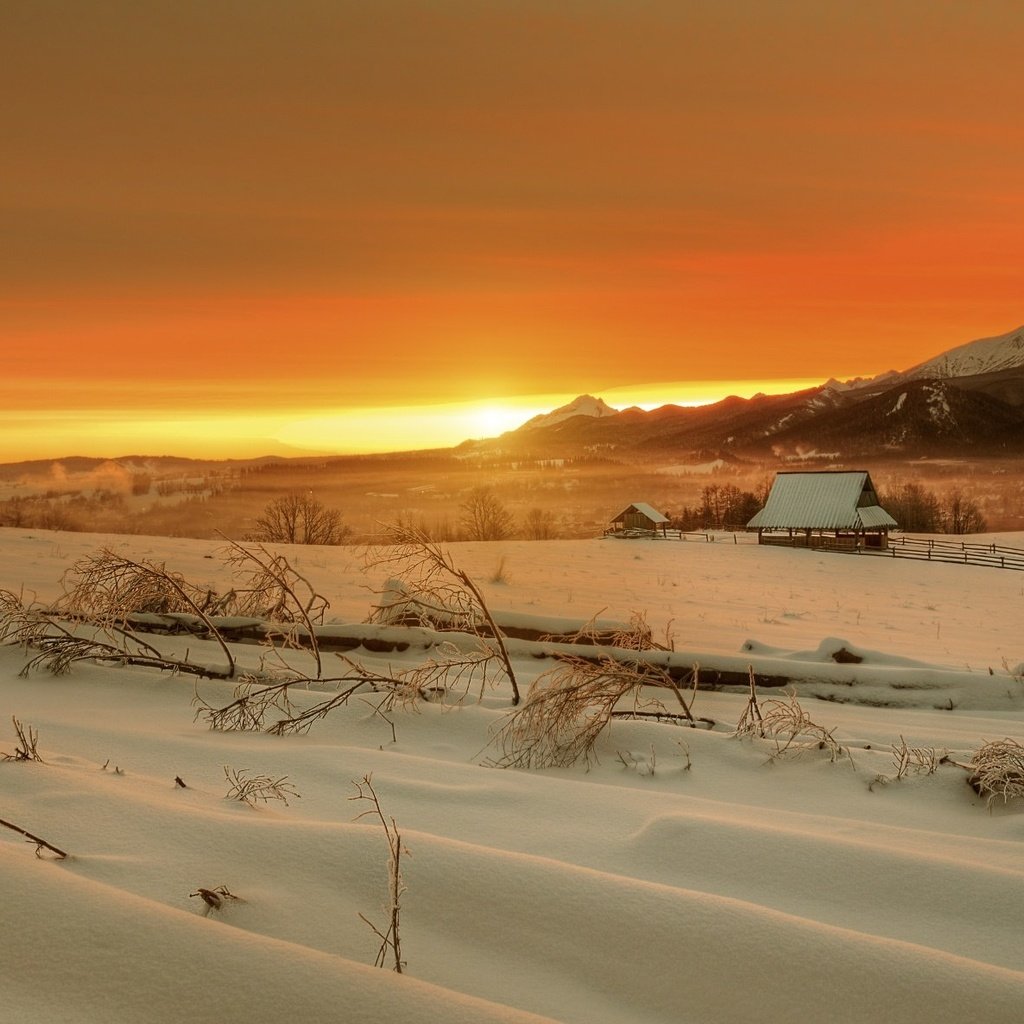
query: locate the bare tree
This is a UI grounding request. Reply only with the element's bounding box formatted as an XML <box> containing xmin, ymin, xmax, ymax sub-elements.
<box><xmin>943</xmin><ymin>488</ymin><xmax>987</xmax><ymax>535</ymax></box>
<box><xmin>248</xmin><ymin>493</ymin><xmax>350</xmax><ymax>545</ymax></box>
<box><xmin>523</xmin><ymin>507</ymin><xmax>557</xmax><ymax>540</ymax></box>
<box><xmin>460</xmin><ymin>487</ymin><xmax>513</xmax><ymax>541</ymax></box>
<box><xmin>880</xmin><ymin>481</ymin><xmax>942</xmax><ymax>532</ymax></box>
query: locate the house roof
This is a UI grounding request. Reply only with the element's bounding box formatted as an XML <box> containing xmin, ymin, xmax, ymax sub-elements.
<box><xmin>746</xmin><ymin>471</ymin><xmax>897</xmax><ymax>531</ymax></box>
<box><xmin>612</xmin><ymin>502</ymin><xmax>669</xmax><ymax>525</ymax></box>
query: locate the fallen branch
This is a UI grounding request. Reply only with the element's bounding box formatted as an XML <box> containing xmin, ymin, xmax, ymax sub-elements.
<box><xmin>0</xmin><ymin>817</ymin><xmax>68</xmax><ymax>859</ymax></box>
<box><xmin>488</xmin><ymin>655</ymin><xmax>710</xmax><ymax>770</ymax></box>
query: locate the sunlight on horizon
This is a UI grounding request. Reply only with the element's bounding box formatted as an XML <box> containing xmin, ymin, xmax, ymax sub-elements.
<box><xmin>0</xmin><ymin>378</ymin><xmax>833</xmax><ymax>462</ymax></box>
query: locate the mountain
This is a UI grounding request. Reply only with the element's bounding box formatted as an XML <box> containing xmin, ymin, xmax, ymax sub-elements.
<box><xmin>520</xmin><ymin>394</ymin><xmax>619</xmax><ymax>430</ymax></box>
<box><xmin>900</xmin><ymin>325</ymin><xmax>1024</xmax><ymax>380</ymax></box>
<box><xmin>485</xmin><ymin>325</ymin><xmax>1024</xmax><ymax>463</ymax></box>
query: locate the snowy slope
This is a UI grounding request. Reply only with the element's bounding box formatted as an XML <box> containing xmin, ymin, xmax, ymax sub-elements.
<box><xmin>3</xmin><ymin>528</ymin><xmax>1024</xmax><ymax>1024</ymax></box>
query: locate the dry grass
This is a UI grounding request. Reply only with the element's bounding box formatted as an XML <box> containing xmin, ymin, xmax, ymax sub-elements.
<box><xmin>966</xmin><ymin>738</ymin><xmax>1024</xmax><ymax>807</ymax></box>
<box><xmin>2</xmin><ymin>716</ymin><xmax>43</xmax><ymax>762</ymax></box>
<box><xmin>539</xmin><ymin>608</ymin><xmax>664</xmax><ymax>651</ymax></box>
<box><xmin>222</xmin><ymin>766</ymin><xmax>301</xmax><ymax>807</ymax></box>
<box><xmin>735</xmin><ymin>676</ymin><xmax>848</xmax><ymax>764</ymax></box>
<box><xmin>890</xmin><ymin>735</ymin><xmax>943</xmax><ymax>778</ymax></box>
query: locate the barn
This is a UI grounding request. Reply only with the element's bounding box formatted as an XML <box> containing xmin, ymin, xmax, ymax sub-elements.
<box><xmin>746</xmin><ymin>471</ymin><xmax>897</xmax><ymax>551</ymax></box>
<box><xmin>607</xmin><ymin>502</ymin><xmax>670</xmax><ymax>538</ymax></box>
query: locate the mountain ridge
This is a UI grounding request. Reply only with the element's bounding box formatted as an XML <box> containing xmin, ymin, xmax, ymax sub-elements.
<box><xmin>489</xmin><ymin>325</ymin><xmax>1024</xmax><ymax>462</ymax></box>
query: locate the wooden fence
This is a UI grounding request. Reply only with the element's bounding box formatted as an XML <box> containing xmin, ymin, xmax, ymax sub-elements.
<box><xmin>605</xmin><ymin>528</ymin><xmax>747</xmax><ymax>543</ymax></box>
<box><xmin>881</xmin><ymin>535</ymin><xmax>1024</xmax><ymax>571</ymax></box>
<box><xmin>605</xmin><ymin>527</ymin><xmax>1024</xmax><ymax>569</ymax></box>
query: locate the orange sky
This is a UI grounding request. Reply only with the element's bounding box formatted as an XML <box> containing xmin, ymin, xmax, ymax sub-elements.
<box><xmin>2</xmin><ymin>1</ymin><xmax>1022</xmax><ymax>460</ymax></box>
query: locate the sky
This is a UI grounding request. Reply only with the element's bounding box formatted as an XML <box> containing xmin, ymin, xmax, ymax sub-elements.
<box><xmin>3</xmin><ymin>1</ymin><xmax>1023</xmax><ymax>460</ymax></box>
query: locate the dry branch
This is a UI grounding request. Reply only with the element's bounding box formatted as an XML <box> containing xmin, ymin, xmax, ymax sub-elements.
<box><xmin>218</xmin><ymin>537</ymin><xmax>330</xmax><ymax>678</ymax></box>
<box><xmin>366</xmin><ymin>524</ymin><xmax>520</xmax><ymax>704</ymax></box>
<box><xmin>190</xmin><ymin>885</ymin><xmax>240</xmax><ymax>913</ymax></box>
<box><xmin>0</xmin><ymin>816</ymin><xmax>68</xmax><ymax>859</ymax></box>
<box><xmin>195</xmin><ymin>658</ymin><xmax>408</xmax><ymax>734</ymax></box>
<box><xmin>57</xmin><ymin>550</ymin><xmax>236</xmax><ymax>677</ymax></box>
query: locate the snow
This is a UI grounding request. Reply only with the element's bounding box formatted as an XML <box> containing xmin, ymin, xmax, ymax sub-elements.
<box><xmin>657</xmin><ymin>459</ymin><xmax>728</xmax><ymax>475</ymax></box>
<box><xmin>3</xmin><ymin>527</ymin><xmax>1024</xmax><ymax>1023</ymax></box>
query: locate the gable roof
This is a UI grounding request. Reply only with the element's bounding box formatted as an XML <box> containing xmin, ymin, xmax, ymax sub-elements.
<box><xmin>746</xmin><ymin>471</ymin><xmax>897</xmax><ymax>531</ymax></box>
<box><xmin>612</xmin><ymin>502</ymin><xmax>669</xmax><ymax>525</ymax></box>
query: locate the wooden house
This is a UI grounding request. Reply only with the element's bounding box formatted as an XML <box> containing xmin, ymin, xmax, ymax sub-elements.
<box><xmin>746</xmin><ymin>471</ymin><xmax>897</xmax><ymax>551</ymax></box>
<box><xmin>608</xmin><ymin>502</ymin><xmax>670</xmax><ymax>537</ymax></box>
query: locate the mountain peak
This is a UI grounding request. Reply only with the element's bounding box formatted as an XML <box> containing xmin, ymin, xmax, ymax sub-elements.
<box><xmin>901</xmin><ymin>324</ymin><xmax>1024</xmax><ymax>380</ymax></box>
<box><xmin>520</xmin><ymin>394</ymin><xmax>619</xmax><ymax>431</ymax></box>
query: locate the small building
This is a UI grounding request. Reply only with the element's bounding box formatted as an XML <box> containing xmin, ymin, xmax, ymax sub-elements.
<box><xmin>608</xmin><ymin>502</ymin><xmax>670</xmax><ymax>538</ymax></box>
<box><xmin>746</xmin><ymin>471</ymin><xmax>897</xmax><ymax>551</ymax></box>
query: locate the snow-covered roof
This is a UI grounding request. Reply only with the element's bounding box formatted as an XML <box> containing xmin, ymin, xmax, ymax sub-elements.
<box><xmin>856</xmin><ymin>504</ymin><xmax>898</xmax><ymax>530</ymax></box>
<box><xmin>613</xmin><ymin>502</ymin><xmax>669</xmax><ymax>525</ymax></box>
<box><xmin>747</xmin><ymin>472</ymin><xmax>897</xmax><ymax>531</ymax></box>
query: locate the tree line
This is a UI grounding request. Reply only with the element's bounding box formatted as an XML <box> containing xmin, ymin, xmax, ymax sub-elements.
<box><xmin>878</xmin><ymin>481</ymin><xmax>987</xmax><ymax>534</ymax></box>
<box><xmin>0</xmin><ymin>478</ymin><xmax>992</xmax><ymax>543</ymax></box>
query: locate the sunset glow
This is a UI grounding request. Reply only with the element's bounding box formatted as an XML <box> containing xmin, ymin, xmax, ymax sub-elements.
<box><xmin>0</xmin><ymin>380</ymin><xmax>831</xmax><ymax>462</ymax></box>
<box><xmin>3</xmin><ymin>3</ymin><xmax>1022</xmax><ymax>461</ymax></box>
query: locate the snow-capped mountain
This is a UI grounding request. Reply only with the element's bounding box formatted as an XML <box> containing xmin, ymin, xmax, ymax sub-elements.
<box><xmin>520</xmin><ymin>394</ymin><xmax>619</xmax><ymax>430</ymax></box>
<box><xmin>899</xmin><ymin>325</ymin><xmax>1024</xmax><ymax>381</ymax></box>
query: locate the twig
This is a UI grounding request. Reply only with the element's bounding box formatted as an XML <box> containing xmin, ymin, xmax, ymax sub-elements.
<box><xmin>351</xmin><ymin>774</ymin><xmax>406</xmax><ymax>973</ymax></box>
<box><xmin>2</xmin><ymin>716</ymin><xmax>43</xmax><ymax>762</ymax></box>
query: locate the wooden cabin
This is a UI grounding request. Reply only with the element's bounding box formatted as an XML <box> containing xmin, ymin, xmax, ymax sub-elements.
<box><xmin>608</xmin><ymin>502</ymin><xmax>670</xmax><ymax>538</ymax></box>
<box><xmin>746</xmin><ymin>471</ymin><xmax>897</xmax><ymax>551</ymax></box>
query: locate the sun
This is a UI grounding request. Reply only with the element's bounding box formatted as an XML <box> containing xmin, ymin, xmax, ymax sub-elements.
<box><xmin>463</xmin><ymin>403</ymin><xmax>528</xmax><ymax>439</ymax></box>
